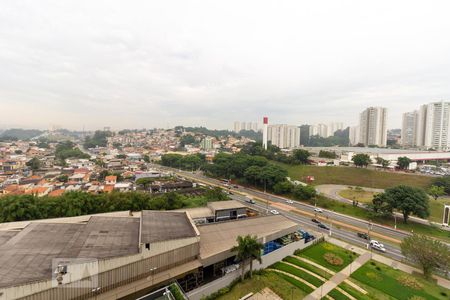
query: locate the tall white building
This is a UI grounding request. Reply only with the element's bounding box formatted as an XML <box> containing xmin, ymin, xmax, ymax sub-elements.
<box><xmin>359</xmin><ymin>107</ymin><xmax>388</xmax><ymax>147</ymax></box>
<box><xmin>309</xmin><ymin>122</ymin><xmax>344</xmax><ymax>138</ymax></box>
<box><xmin>233</xmin><ymin>121</ymin><xmax>241</xmax><ymax>133</ymax></box>
<box><xmin>401</xmin><ymin>111</ymin><xmax>418</xmax><ymax>147</ymax></box>
<box><xmin>328</xmin><ymin>122</ymin><xmax>344</xmax><ymax>137</ymax></box>
<box><xmin>309</xmin><ymin>124</ymin><xmax>328</xmax><ymax>138</ymax></box>
<box><xmin>267</xmin><ymin>124</ymin><xmax>300</xmax><ymax>149</ymax></box>
<box><xmin>414</xmin><ymin>101</ymin><xmax>450</xmax><ymax>150</ymax></box>
<box><xmin>349</xmin><ymin>126</ymin><xmax>360</xmax><ymax>145</ymax></box>
<box><xmin>233</xmin><ymin>121</ymin><xmax>259</xmax><ymax>133</ymax></box>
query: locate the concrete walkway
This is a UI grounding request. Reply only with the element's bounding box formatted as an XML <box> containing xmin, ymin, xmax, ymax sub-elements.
<box><xmin>303</xmin><ymin>252</ymin><xmax>372</xmax><ymax>300</ymax></box>
<box><xmin>328</xmin><ymin>237</ymin><xmax>450</xmax><ymax>289</ymax></box>
<box><xmin>280</xmin><ymin>261</ymin><xmax>357</xmax><ymax>300</ymax></box>
<box><xmin>294</xmin><ymin>256</ymin><xmax>367</xmax><ymax>295</ymax></box>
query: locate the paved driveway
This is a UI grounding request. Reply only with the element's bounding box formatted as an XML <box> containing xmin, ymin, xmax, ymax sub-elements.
<box><xmin>316</xmin><ymin>184</ymin><xmax>383</xmax><ymax>205</ymax></box>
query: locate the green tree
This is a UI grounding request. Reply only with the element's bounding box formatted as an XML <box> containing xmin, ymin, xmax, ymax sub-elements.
<box><xmin>26</xmin><ymin>157</ymin><xmax>41</xmax><ymax>170</ymax></box>
<box><xmin>381</xmin><ymin>185</ymin><xmax>430</xmax><ymax>223</ymax></box>
<box><xmin>136</xmin><ymin>177</ymin><xmax>155</xmax><ymax>189</ymax></box>
<box><xmin>143</xmin><ymin>155</ymin><xmax>150</xmax><ymax>163</ymax></box>
<box><xmin>273</xmin><ymin>181</ymin><xmax>294</xmax><ymax>195</ymax></box>
<box><xmin>230</xmin><ymin>235</ymin><xmax>264</xmax><ymax>281</ymax></box>
<box><xmin>428</xmin><ymin>185</ymin><xmax>445</xmax><ymax>200</ymax></box>
<box><xmin>401</xmin><ymin>234</ymin><xmax>450</xmax><ymax>279</ymax></box>
<box><xmin>375</xmin><ymin>157</ymin><xmax>390</xmax><ymax>168</ymax></box>
<box><xmin>260</xmin><ymin>165</ymin><xmax>288</xmax><ymax>189</ymax></box>
<box><xmin>369</xmin><ymin>193</ymin><xmax>393</xmax><ymax>217</ymax></box>
<box><xmin>397</xmin><ymin>156</ymin><xmax>412</xmax><ymax>170</ymax></box>
<box><xmin>57</xmin><ymin>174</ymin><xmax>69</xmax><ymax>183</ymax></box>
<box><xmin>431</xmin><ymin>176</ymin><xmax>450</xmax><ymax>195</ymax></box>
<box><xmin>352</xmin><ymin>154</ymin><xmax>371</xmax><ymax>167</ymax></box>
<box><xmin>318</xmin><ymin>150</ymin><xmax>337</xmax><ymax>159</ymax></box>
<box><xmin>292</xmin><ymin>185</ymin><xmax>317</xmax><ymax>200</ymax></box>
<box><xmin>292</xmin><ymin>149</ymin><xmax>311</xmax><ymax>164</ymax></box>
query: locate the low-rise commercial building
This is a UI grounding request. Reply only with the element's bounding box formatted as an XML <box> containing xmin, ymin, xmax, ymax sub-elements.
<box><xmin>0</xmin><ymin>202</ymin><xmax>309</xmax><ymax>300</ymax></box>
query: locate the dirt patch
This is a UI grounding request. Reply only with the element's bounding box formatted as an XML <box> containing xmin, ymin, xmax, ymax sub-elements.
<box><xmin>398</xmin><ymin>275</ymin><xmax>422</xmax><ymax>290</ymax></box>
<box><xmin>323</xmin><ymin>253</ymin><xmax>343</xmax><ymax>266</ymax></box>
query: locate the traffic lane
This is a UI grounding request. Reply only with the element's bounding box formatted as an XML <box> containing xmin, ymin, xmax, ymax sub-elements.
<box><xmin>232</xmin><ymin>195</ymin><xmax>405</xmax><ymax>262</ymax></box>
<box><xmin>238</xmin><ymin>186</ymin><xmax>408</xmax><ymax>240</ymax></box>
<box><xmin>163</xmin><ymin>168</ymin><xmax>408</xmax><ymax>243</ymax></box>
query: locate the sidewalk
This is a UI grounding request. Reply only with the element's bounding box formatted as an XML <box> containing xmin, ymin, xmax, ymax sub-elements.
<box><xmin>303</xmin><ymin>252</ymin><xmax>371</xmax><ymax>300</ymax></box>
<box><xmin>327</xmin><ymin>237</ymin><xmax>450</xmax><ymax>289</ymax></box>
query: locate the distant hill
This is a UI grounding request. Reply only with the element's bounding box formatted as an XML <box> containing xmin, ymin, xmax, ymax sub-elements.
<box><xmin>0</xmin><ymin>128</ymin><xmax>44</xmax><ymax>140</ymax></box>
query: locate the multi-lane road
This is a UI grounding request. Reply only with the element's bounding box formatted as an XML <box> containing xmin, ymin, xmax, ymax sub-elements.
<box><xmin>153</xmin><ymin>165</ymin><xmax>407</xmax><ymax>261</ymax></box>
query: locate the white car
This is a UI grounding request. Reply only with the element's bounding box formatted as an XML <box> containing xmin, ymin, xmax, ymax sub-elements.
<box><xmin>270</xmin><ymin>209</ymin><xmax>280</xmax><ymax>215</ymax></box>
<box><xmin>314</xmin><ymin>207</ymin><xmax>323</xmax><ymax>213</ymax></box>
<box><xmin>370</xmin><ymin>240</ymin><xmax>384</xmax><ymax>248</ymax></box>
<box><xmin>286</xmin><ymin>200</ymin><xmax>294</xmax><ymax>204</ymax></box>
<box><xmin>370</xmin><ymin>243</ymin><xmax>386</xmax><ymax>253</ymax></box>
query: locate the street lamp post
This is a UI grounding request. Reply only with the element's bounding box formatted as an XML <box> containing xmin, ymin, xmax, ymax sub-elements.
<box><xmin>394</xmin><ymin>214</ymin><xmax>397</xmax><ymax>229</ymax></box>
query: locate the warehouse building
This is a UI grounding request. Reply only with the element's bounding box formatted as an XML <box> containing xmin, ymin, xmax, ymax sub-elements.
<box><xmin>0</xmin><ymin>201</ymin><xmax>307</xmax><ymax>300</ymax></box>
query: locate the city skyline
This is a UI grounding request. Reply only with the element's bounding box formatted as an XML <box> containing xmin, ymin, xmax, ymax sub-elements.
<box><xmin>1</xmin><ymin>1</ymin><xmax>450</xmax><ymax>130</ymax></box>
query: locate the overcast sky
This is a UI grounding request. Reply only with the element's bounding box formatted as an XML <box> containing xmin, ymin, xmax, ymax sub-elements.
<box><xmin>1</xmin><ymin>0</ymin><xmax>450</xmax><ymax>130</ymax></box>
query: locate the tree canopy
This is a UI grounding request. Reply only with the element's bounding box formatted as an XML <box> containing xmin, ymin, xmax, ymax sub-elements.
<box><xmin>401</xmin><ymin>234</ymin><xmax>450</xmax><ymax>279</ymax></box>
<box><xmin>26</xmin><ymin>157</ymin><xmax>41</xmax><ymax>171</ymax></box>
<box><xmin>371</xmin><ymin>185</ymin><xmax>429</xmax><ymax>223</ymax></box>
<box><xmin>0</xmin><ymin>190</ymin><xmax>228</xmax><ymax>223</ymax></box>
<box><xmin>428</xmin><ymin>185</ymin><xmax>446</xmax><ymax>200</ymax></box>
<box><xmin>397</xmin><ymin>156</ymin><xmax>412</xmax><ymax>170</ymax></box>
<box><xmin>352</xmin><ymin>153</ymin><xmax>371</xmax><ymax>167</ymax></box>
<box><xmin>431</xmin><ymin>176</ymin><xmax>450</xmax><ymax>195</ymax></box>
<box><xmin>231</xmin><ymin>235</ymin><xmax>264</xmax><ymax>280</ymax></box>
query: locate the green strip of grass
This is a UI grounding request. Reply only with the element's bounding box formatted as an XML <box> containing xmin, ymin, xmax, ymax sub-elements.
<box><xmin>276</xmin><ymin>163</ymin><xmax>433</xmax><ymax>189</ymax></box>
<box><xmin>215</xmin><ymin>271</ymin><xmax>308</xmax><ymax>300</ymax></box>
<box><xmin>327</xmin><ymin>289</ymin><xmax>350</xmax><ymax>300</ymax></box>
<box><xmin>351</xmin><ymin>261</ymin><xmax>450</xmax><ymax>300</ymax></box>
<box><xmin>276</xmin><ymin>273</ymin><xmax>314</xmax><ymax>294</ymax></box>
<box><xmin>295</xmin><ymin>241</ymin><xmax>358</xmax><ymax>272</ymax></box>
<box><xmin>283</xmin><ymin>256</ymin><xmax>332</xmax><ymax>279</ymax></box>
<box><xmin>272</xmin><ymin>262</ymin><xmax>324</xmax><ymax>287</ymax></box>
<box><xmin>337</xmin><ymin>282</ymin><xmax>372</xmax><ymax>300</ymax></box>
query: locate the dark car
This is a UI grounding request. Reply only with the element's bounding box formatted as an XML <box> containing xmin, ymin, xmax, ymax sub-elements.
<box><xmin>233</xmin><ymin>185</ymin><xmax>239</xmax><ymax>188</ymax></box>
<box><xmin>318</xmin><ymin>223</ymin><xmax>330</xmax><ymax>230</ymax></box>
<box><xmin>357</xmin><ymin>232</ymin><xmax>369</xmax><ymax>240</ymax></box>
<box><xmin>311</xmin><ymin>218</ymin><xmax>320</xmax><ymax>223</ymax></box>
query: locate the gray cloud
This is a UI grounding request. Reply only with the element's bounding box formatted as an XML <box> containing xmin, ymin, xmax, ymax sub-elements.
<box><xmin>1</xmin><ymin>0</ymin><xmax>450</xmax><ymax>130</ymax></box>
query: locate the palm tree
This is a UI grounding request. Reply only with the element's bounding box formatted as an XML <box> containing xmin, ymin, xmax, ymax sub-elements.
<box><xmin>231</xmin><ymin>235</ymin><xmax>264</xmax><ymax>281</ymax></box>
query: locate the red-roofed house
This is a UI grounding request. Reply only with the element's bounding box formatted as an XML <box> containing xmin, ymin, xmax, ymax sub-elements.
<box><xmin>105</xmin><ymin>175</ymin><xmax>117</xmax><ymax>185</ymax></box>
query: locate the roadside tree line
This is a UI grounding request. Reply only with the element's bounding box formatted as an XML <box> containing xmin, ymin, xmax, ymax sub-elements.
<box><xmin>0</xmin><ymin>188</ymin><xmax>227</xmax><ymax>223</ymax></box>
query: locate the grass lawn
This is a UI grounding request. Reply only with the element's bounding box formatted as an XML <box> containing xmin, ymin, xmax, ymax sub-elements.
<box><xmin>351</xmin><ymin>260</ymin><xmax>450</xmax><ymax>300</ymax></box>
<box><xmin>215</xmin><ymin>271</ymin><xmax>307</xmax><ymax>300</ymax></box>
<box><xmin>294</xmin><ymin>241</ymin><xmax>358</xmax><ymax>272</ymax></box>
<box><xmin>277</xmin><ymin>163</ymin><xmax>433</xmax><ymax>189</ymax></box>
<box><xmin>338</xmin><ymin>189</ymin><xmax>379</xmax><ymax>203</ymax></box>
<box><xmin>429</xmin><ymin>197</ymin><xmax>450</xmax><ymax>223</ymax></box>
<box><xmin>283</xmin><ymin>256</ymin><xmax>332</xmax><ymax>279</ymax></box>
